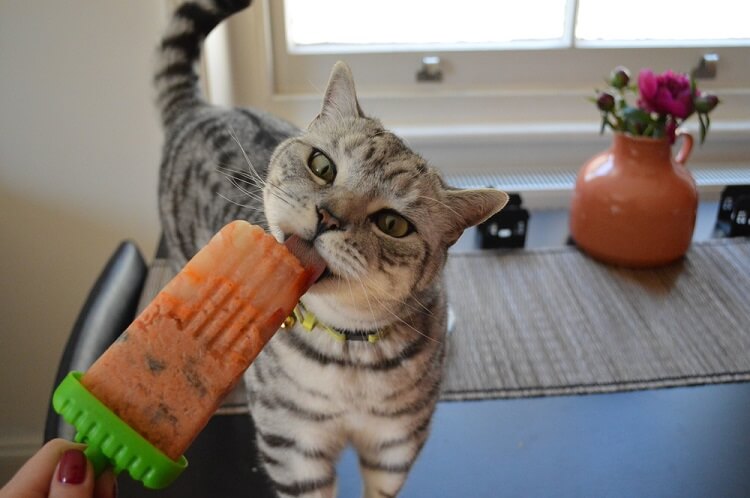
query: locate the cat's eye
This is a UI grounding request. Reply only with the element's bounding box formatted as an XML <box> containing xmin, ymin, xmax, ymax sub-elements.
<box><xmin>308</xmin><ymin>150</ymin><xmax>336</xmax><ymax>184</ymax></box>
<box><xmin>373</xmin><ymin>210</ymin><xmax>414</xmax><ymax>238</ymax></box>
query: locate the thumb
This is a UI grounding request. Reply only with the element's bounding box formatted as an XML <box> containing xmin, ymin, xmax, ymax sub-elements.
<box><xmin>0</xmin><ymin>439</ymin><xmax>85</xmax><ymax>498</ymax></box>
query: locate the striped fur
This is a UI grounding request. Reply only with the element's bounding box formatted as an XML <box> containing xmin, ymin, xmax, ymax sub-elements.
<box><xmin>155</xmin><ymin>2</ymin><xmax>508</xmax><ymax>497</ymax></box>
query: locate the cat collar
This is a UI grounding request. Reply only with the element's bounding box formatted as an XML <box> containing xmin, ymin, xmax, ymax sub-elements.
<box><xmin>283</xmin><ymin>302</ymin><xmax>385</xmax><ymax>344</ymax></box>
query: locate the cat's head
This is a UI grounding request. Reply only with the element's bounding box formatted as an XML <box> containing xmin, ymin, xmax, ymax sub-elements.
<box><xmin>264</xmin><ymin>62</ymin><xmax>508</xmax><ymax>332</ymax></box>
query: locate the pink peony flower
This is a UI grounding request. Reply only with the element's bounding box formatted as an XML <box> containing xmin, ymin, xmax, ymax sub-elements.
<box><xmin>637</xmin><ymin>69</ymin><xmax>694</xmax><ymax>119</ymax></box>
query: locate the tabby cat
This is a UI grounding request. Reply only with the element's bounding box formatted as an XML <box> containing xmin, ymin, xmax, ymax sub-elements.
<box><xmin>155</xmin><ymin>1</ymin><xmax>508</xmax><ymax>496</ymax></box>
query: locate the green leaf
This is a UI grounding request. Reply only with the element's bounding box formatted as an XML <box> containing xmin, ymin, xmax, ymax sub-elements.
<box><xmin>698</xmin><ymin>113</ymin><xmax>707</xmax><ymax>145</ymax></box>
<box><xmin>621</xmin><ymin>106</ymin><xmax>651</xmax><ymax>135</ymax></box>
<box><xmin>622</xmin><ymin>106</ymin><xmax>650</xmax><ymax>123</ymax></box>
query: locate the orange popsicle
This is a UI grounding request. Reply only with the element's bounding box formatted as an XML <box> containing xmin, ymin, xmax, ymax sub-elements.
<box><xmin>60</xmin><ymin>221</ymin><xmax>323</xmax><ymax>478</ymax></box>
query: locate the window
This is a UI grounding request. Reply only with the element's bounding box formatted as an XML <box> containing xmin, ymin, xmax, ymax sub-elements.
<box><xmin>285</xmin><ymin>0</ymin><xmax>749</xmax><ymax>51</ymax></box>
<box><xmin>576</xmin><ymin>0</ymin><xmax>750</xmax><ymax>46</ymax></box>
<box><xmin>216</xmin><ymin>0</ymin><xmax>750</xmax><ymax>177</ymax></box>
<box><xmin>271</xmin><ymin>0</ymin><xmax>749</xmax><ymax>94</ymax></box>
<box><xmin>285</xmin><ymin>0</ymin><xmax>572</xmax><ymax>50</ymax></box>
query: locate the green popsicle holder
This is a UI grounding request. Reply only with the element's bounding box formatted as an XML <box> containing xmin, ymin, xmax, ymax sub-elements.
<box><xmin>52</xmin><ymin>371</ymin><xmax>188</xmax><ymax>489</ymax></box>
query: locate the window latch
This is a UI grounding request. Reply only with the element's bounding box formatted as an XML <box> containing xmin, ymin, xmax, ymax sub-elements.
<box><xmin>691</xmin><ymin>53</ymin><xmax>719</xmax><ymax>80</ymax></box>
<box><xmin>416</xmin><ymin>56</ymin><xmax>443</xmax><ymax>82</ymax></box>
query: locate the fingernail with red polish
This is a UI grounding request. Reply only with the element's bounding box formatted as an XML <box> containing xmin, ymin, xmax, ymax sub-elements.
<box><xmin>58</xmin><ymin>449</ymin><xmax>87</xmax><ymax>484</ymax></box>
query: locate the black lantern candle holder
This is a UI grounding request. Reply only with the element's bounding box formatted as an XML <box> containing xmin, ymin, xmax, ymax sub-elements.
<box><xmin>715</xmin><ymin>185</ymin><xmax>750</xmax><ymax>237</ymax></box>
<box><xmin>476</xmin><ymin>192</ymin><xmax>530</xmax><ymax>249</ymax></box>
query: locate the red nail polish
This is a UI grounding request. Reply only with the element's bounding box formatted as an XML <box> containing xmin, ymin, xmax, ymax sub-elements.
<box><xmin>57</xmin><ymin>449</ymin><xmax>87</xmax><ymax>484</ymax></box>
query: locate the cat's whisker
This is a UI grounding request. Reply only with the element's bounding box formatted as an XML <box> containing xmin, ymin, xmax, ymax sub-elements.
<box><xmin>217</xmin><ymin>174</ymin><xmax>264</xmax><ymax>198</ymax></box>
<box><xmin>354</xmin><ymin>276</ymin><xmax>381</xmax><ymax>335</ymax></box>
<box><xmin>370</xmin><ymin>289</ymin><xmax>431</xmax><ymax>317</ymax></box>
<box><xmin>357</xmin><ymin>277</ymin><xmax>440</xmax><ymax>344</ymax></box>
<box><xmin>214</xmin><ymin>149</ymin><xmax>297</xmax><ymax>214</ymax></box>
<box><xmin>227</xmin><ymin>127</ymin><xmax>274</xmax><ymax>192</ymax></box>
<box><xmin>227</xmin><ymin>127</ymin><xmax>265</xmax><ymax>181</ymax></box>
<box><xmin>359</xmin><ymin>279</ymin><xmax>433</xmax><ymax>317</ymax></box>
<box><xmin>364</xmin><ymin>285</ymin><xmax>441</xmax><ymax>345</ymax></box>
<box><xmin>397</xmin><ymin>296</ymin><xmax>432</xmax><ymax>317</ymax></box>
<box><xmin>217</xmin><ymin>165</ymin><xmax>296</xmax><ymax>208</ymax></box>
<box><xmin>216</xmin><ymin>165</ymin><xmax>264</xmax><ymax>188</ymax></box>
<box><xmin>230</xmin><ymin>147</ymin><xmax>297</xmax><ymax>206</ymax></box>
<box><xmin>406</xmin><ymin>294</ymin><xmax>432</xmax><ymax>315</ymax></box>
<box><xmin>216</xmin><ymin>166</ymin><xmax>258</xmax><ymax>184</ymax></box>
<box><xmin>227</xmin><ymin>177</ymin><xmax>265</xmax><ymax>204</ymax></box>
<box><xmin>216</xmin><ymin>192</ymin><xmax>265</xmax><ymax>214</ymax></box>
<box><xmin>216</xmin><ymin>169</ymin><xmax>265</xmax><ymax>201</ymax></box>
<box><xmin>266</xmin><ymin>188</ymin><xmax>294</xmax><ymax>208</ymax></box>
<box><xmin>220</xmin><ymin>160</ymin><xmax>295</xmax><ymax>201</ymax></box>
<box><xmin>265</xmin><ymin>178</ymin><xmax>296</xmax><ymax>201</ymax></box>
<box><xmin>217</xmin><ymin>166</ymin><xmax>295</xmax><ymax>208</ymax></box>
<box><xmin>344</xmin><ymin>277</ymin><xmax>361</xmax><ymax>328</ymax></box>
<box><xmin>266</xmin><ymin>180</ymin><xmax>294</xmax><ymax>206</ymax></box>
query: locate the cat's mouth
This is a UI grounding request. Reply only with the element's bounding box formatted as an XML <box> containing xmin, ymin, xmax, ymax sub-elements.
<box><xmin>282</xmin><ymin>233</ymin><xmax>331</xmax><ymax>284</ymax></box>
<box><xmin>316</xmin><ymin>267</ymin><xmax>333</xmax><ymax>282</ymax></box>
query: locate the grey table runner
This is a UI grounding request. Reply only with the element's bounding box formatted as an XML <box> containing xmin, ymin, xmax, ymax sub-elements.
<box><xmin>138</xmin><ymin>238</ymin><xmax>750</xmax><ymax>403</ymax></box>
<box><xmin>442</xmin><ymin>238</ymin><xmax>750</xmax><ymax>400</ymax></box>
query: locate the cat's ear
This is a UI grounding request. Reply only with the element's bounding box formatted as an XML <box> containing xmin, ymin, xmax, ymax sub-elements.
<box><xmin>317</xmin><ymin>61</ymin><xmax>364</xmax><ymax>121</ymax></box>
<box><xmin>443</xmin><ymin>188</ymin><xmax>510</xmax><ymax>246</ymax></box>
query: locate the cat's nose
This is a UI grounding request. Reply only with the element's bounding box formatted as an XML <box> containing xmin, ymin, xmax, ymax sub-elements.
<box><xmin>316</xmin><ymin>206</ymin><xmax>341</xmax><ymax>235</ymax></box>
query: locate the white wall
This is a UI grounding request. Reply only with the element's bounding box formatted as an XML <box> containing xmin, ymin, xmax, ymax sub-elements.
<box><xmin>0</xmin><ymin>1</ymin><xmax>167</xmax><ymax>481</ymax></box>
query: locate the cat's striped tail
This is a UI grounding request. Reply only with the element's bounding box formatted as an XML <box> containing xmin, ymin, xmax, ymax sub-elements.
<box><xmin>154</xmin><ymin>0</ymin><xmax>250</xmax><ymax>127</ymax></box>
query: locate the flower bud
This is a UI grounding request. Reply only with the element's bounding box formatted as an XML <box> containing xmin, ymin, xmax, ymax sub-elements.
<box><xmin>596</xmin><ymin>92</ymin><xmax>616</xmax><ymax>112</ymax></box>
<box><xmin>610</xmin><ymin>66</ymin><xmax>631</xmax><ymax>89</ymax></box>
<box><xmin>694</xmin><ymin>93</ymin><xmax>719</xmax><ymax>113</ymax></box>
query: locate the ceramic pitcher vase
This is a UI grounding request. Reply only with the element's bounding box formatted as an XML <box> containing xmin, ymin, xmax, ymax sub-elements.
<box><xmin>570</xmin><ymin>131</ymin><xmax>698</xmax><ymax>268</ymax></box>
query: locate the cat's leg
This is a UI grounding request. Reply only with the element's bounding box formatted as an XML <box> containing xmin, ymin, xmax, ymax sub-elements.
<box><xmin>246</xmin><ymin>342</ymin><xmax>348</xmax><ymax>497</ymax></box>
<box><xmin>352</xmin><ymin>417</ymin><xmax>432</xmax><ymax>498</ymax></box>
<box><xmin>253</xmin><ymin>419</ymin><xmax>345</xmax><ymax>498</ymax></box>
<box><xmin>248</xmin><ymin>363</ymin><xmax>346</xmax><ymax>498</ymax></box>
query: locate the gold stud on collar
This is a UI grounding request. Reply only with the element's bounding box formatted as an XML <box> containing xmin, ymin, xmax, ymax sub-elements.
<box><xmin>281</xmin><ymin>314</ymin><xmax>296</xmax><ymax>329</ymax></box>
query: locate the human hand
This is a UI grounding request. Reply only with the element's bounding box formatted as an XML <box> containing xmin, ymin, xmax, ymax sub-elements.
<box><xmin>0</xmin><ymin>439</ymin><xmax>116</xmax><ymax>498</ymax></box>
